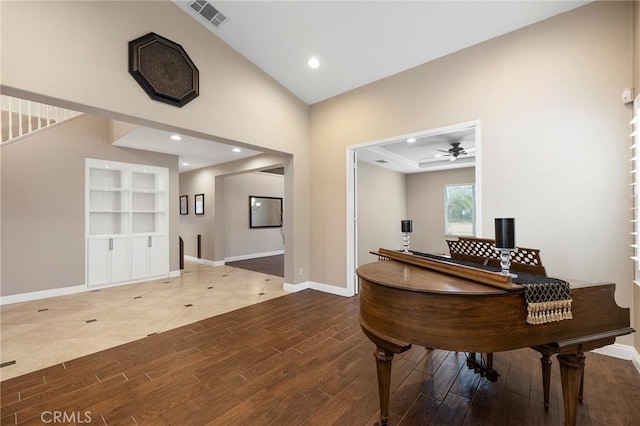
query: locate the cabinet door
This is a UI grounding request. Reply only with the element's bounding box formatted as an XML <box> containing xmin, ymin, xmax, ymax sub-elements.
<box><xmin>110</xmin><ymin>236</ymin><xmax>131</xmax><ymax>283</ymax></box>
<box><xmin>148</xmin><ymin>236</ymin><xmax>168</xmax><ymax>277</ymax></box>
<box><xmin>88</xmin><ymin>238</ymin><xmax>110</xmax><ymax>287</ymax></box>
<box><xmin>131</xmin><ymin>236</ymin><xmax>150</xmax><ymax>280</ymax></box>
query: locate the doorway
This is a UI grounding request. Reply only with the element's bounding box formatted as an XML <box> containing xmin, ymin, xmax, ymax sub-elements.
<box><xmin>346</xmin><ymin>120</ymin><xmax>482</xmax><ymax>295</ymax></box>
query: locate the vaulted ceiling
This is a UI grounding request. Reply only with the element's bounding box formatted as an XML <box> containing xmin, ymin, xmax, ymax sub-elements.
<box><xmin>120</xmin><ymin>1</ymin><xmax>590</xmax><ymax>173</ymax></box>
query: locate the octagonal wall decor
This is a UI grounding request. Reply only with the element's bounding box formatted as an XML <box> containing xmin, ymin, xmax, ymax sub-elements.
<box><xmin>128</xmin><ymin>32</ymin><xmax>199</xmax><ymax>108</ymax></box>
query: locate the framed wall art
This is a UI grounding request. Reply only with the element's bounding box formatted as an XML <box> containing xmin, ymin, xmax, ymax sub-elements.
<box><xmin>180</xmin><ymin>195</ymin><xmax>188</xmax><ymax>215</ymax></box>
<box><xmin>195</xmin><ymin>193</ymin><xmax>204</xmax><ymax>215</ymax></box>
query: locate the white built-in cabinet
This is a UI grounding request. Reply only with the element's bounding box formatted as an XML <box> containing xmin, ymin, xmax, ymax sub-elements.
<box><xmin>86</xmin><ymin>158</ymin><xmax>169</xmax><ymax>288</ymax></box>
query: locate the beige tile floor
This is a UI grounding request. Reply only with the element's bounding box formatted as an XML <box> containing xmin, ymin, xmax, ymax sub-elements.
<box><xmin>0</xmin><ymin>261</ymin><xmax>289</xmax><ymax>381</ymax></box>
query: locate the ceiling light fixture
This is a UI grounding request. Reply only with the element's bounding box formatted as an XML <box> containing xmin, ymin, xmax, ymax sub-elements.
<box><xmin>308</xmin><ymin>56</ymin><xmax>320</xmax><ymax>69</ymax></box>
<box><xmin>170</xmin><ymin>134</ymin><xmax>182</xmax><ymax>141</ymax></box>
<box><xmin>182</xmin><ymin>162</ymin><xmax>190</xmax><ymax>166</ymax></box>
<box><xmin>407</xmin><ymin>138</ymin><xmax>416</xmax><ymax>143</ymax></box>
<box><xmin>232</xmin><ymin>147</ymin><xmax>241</xmax><ymax>153</ymax></box>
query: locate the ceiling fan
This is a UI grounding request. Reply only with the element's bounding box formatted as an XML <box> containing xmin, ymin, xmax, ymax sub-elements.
<box><xmin>435</xmin><ymin>142</ymin><xmax>475</xmax><ymax>161</ymax></box>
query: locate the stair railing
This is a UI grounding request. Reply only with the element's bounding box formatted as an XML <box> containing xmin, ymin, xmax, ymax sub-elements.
<box><xmin>1</xmin><ymin>95</ymin><xmax>82</xmax><ymax>146</ymax></box>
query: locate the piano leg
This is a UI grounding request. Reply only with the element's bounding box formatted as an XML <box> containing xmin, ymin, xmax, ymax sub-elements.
<box><xmin>557</xmin><ymin>353</ymin><xmax>585</xmax><ymax>426</ymax></box>
<box><xmin>578</xmin><ymin>353</ymin><xmax>585</xmax><ymax>403</ymax></box>
<box><xmin>536</xmin><ymin>347</ymin><xmax>554</xmax><ymax>410</ymax></box>
<box><xmin>374</xmin><ymin>347</ymin><xmax>394</xmax><ymax>426</ymax></box>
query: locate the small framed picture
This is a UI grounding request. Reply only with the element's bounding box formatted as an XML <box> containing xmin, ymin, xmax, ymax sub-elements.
<box><xmin>180</xmin><ymin>195</ymin><xmax>188</xmax><ymax>215</ymax></box>
<box><xmin>195</xmin><ymin>193</ymin><xmax>204</xmax><ymax>215</ymax></box>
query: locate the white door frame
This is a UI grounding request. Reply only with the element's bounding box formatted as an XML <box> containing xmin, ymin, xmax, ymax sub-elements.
<box><xmin>345</xmin><ymin>120</ymin><xmax>482</xmax><ymax>296</ymax></box>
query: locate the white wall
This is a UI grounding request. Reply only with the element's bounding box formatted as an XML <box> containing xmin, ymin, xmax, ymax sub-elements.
<box><xmin>224</xmin><ymin>172</ymin><xmax>284</xmax><ymax>259</ymax></box>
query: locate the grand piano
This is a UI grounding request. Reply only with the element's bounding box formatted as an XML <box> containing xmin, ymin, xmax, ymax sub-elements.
<box><xmin>357</xmin><ymin>248</ymin><xmax>634</xmax><ymax>426</ymax></box>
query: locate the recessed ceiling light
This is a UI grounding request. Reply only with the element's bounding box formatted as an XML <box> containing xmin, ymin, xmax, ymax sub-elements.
<box><xmin>181</xmin><ymin>162</ymin><xmax>190</xmax><ymax>166</ymax></box>
<box><xmin>407</xmin><ymin>138</ymin><xmax>416</xmax><ymax>143</ymax></box>
<box><xmin>232</xmin><ymin>147</ymin><xmax>241</xmax><ymax>153</ymax></box>
<box><xmin>308</xmin><ymin>56</ymin><xmax>320</xmax><ymax>69</ymax></box>
<box><xmin>170</xmin><ymin>135</ymin><xmax>182</xmax><ymax>141</ymax></box>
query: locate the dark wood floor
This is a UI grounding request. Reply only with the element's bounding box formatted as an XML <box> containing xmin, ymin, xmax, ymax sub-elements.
<box><xmin>1</xmin><ymin>290</ymin><xmax>639</xmax><ymax>425</ymax></box>
<box><xmin>226</xmin><ymin>254</ymin><xmax>284</xmax><ymax>277</ymax></box>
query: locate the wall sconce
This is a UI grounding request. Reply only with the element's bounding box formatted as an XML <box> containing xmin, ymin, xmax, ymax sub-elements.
<box><xmin>251</xmin><ymin>197</ymin><xmax>262</xmax><ymax>210</ymax></box>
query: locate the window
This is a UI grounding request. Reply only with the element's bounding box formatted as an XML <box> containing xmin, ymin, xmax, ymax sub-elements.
<box><xmin>445</xmin><ymin>184</ymin><xmax>475</xmax><ymax>236</ymax></box>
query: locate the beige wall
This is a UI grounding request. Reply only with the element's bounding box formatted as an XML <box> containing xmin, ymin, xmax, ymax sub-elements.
<box><xmin>406</xmin><ymin>168</ymin><xmax>476</xmax><ymax>256</ymax></box>
<box><xmin>178</xmin><ymin>154</ymin><xmax>285</xmax><ymax>262</ymax></box>
<box><xmin>0</xmin><ymin>115</ymin><xmax>178</xmax><ymax>296</ymax></box>
<box><xmin>310</xmin><ymin>2</ymin><xmax>634</xmax><ymax>343</ymax></box>
<box><xmin>356</xmin><ymin>161</ymin><xmax>406</xmax><ymax>267</ymax></box>
<box><xmin>224</xmin><ymin>173</ymin><xmax>284</xmax><ymax>259</ymax></box>
<box><xmin>0</xmin><ymin>1</ymin><xmax>310</xmax><ymax>286</ymax></box>
<box><xmin>356</xmin><ymin>164</ymin><xmax>476</xmax><ymax>267</ymax></box>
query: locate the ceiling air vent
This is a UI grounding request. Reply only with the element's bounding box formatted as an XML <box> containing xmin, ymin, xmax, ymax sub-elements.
<box><xmin>189</xmin><ymin>0</ymin><xmax>227</xmax><ymax>28</ymax></box>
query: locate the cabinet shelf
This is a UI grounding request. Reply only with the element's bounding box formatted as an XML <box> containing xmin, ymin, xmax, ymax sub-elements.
<box><xmin>132</xmin><ymin>189</ymin><xmax>163</xmax><ymax>193</ymax></box>
<box><xmin>86</xmin><ymin>158</ymin><xmax>169</xmax><ymax>287</ymax></box>
<box><xmin>90</xmin><ymin>187</ymin><xmax>127</xmax><ymax>192</ymax></box>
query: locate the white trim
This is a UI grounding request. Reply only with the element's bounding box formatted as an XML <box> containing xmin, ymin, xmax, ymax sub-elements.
<box><xmin>592</xmin><ymin>342</ymin><xmax>636</xmax><ymax>361</ymax></box>
<box><xmin>345</xmin><ymin>148</ymin><xmax>357</xmax><ymax>297</ymax></box>
<box><xmin>592</xmin><ymin>344</ymin><xmax>640</xmax><ymax>376</ymax></box>
<box><xmin>473</xmin><ymin>121</ymin><xmax>482</xmax><ymax>236</ymax></box>
<box><xmin>309</xmin><ymin>281</ymin><xmax>352</xmax><ymax>297</ymax></box>
<box><xmin>184</xmin><ymin>255</ymin><xmax>224</xmax><ymax>267</ymax></box>
<box><xmin>283</xmin><ymin>281</ymin><xmax>310</xmax><ymax>292</ymax></box>
<box><xmin>632</xmin><ymin>346</ymin><xmax>640</xmax><ymax>376</ymax></box>
<box><xmin>1</xmin><ymin>271</ymin><xmax>180</xmax><ymax>306</ymax></box>
<box><xmin>0</xmin><ymin>284</ymin><xmax>85</xmax><ymax>305</ymax></box>
<box><xmin>224</xmin><ymin>250</ymin><xmax>284</xmax><ymax>262</ymax></box>
<box><xmin>283</xmin><ymin>280</ymin><xmax>352</xmax><ymax>297</ymax></box>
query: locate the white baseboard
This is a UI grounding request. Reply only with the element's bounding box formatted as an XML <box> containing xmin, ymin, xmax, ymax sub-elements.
<box><xmin>224</xmin><ymin>250</ymin><xmax>284</xmax><ymax>262</ymax></box>
<box><xmin>592</xmin><ymin>342</ymin><xmax>640</xmax><ymax>370</ymax></box>
<box><xmin>184</xmin><ymin>255</ymin><xmax>225</xmax><ymax>267</ymax></box>
<box><xmin>169</xmin><ymin>270</ymin><xmax>182</xmax><ymax>278</ymax></box>
<box><xmin>632</xmin><ymin>346</ymin><xmax>640</xmax><ymax>376</ymax></box>
<box><xmin>594</xmin><ymin>343</ymin><xmax>640</xmax><ymax>376</ymax></box>
<box><xmin>310</xmin><ymin>281</ymin><xmax>352</xmax><ymax>297</ymax></box>
<box><xmin>283</xmin><ymin>281</ymin><xmax>310</xmax><ymax>292</ymax></box>
<box><xmin>283</xmin><ymin>281</ymin><xmax>352</xmax><ymax>297</ymax></box>
<box><xmin>592</xmin><ymin>343</ymin><xmax>632</xmax><ymax>360</ymax></box>
<box><xmin>0</xmin><ymin>284</ymin><xmax>86</xmax><ymax>306</ymax></box>
<box><xmin>0</xmin><ymin>273</ymin><xmax>175</xmax><ymax>306</ymax></box>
